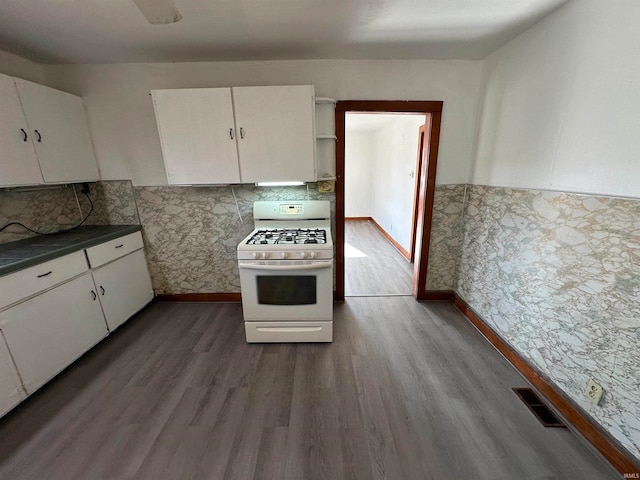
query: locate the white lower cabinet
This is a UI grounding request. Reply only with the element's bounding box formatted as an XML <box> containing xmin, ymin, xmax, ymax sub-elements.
<box><xmin>0</xmin><ymin>333</ymin><xmax>26</xmax><ymax>416</ymax></box>
<box><xmin>0</xmin><ymin>273</ymin><xmax>108</xmax><ymax>394</ymax></box>
<box><xmin>92</xmin><ymin>249</ymin><xmax>154</xmax><ymax>331</ymax></box>
<box><xmin>0</xmin><ymin>231</ymin><xmax>154</xmax><ymax>416</ymax></box>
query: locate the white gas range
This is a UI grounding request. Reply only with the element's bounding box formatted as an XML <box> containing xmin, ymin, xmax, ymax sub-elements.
<box><xmin>237</xmin><ymin>201</ymin><xmax>333</xmax><ymax>343</ymax></box>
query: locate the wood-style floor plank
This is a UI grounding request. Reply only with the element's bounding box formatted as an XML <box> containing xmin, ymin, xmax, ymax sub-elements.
<box><xmin>0</xmin><ymin>299</ymin><xmax>619</xmax><ymax>479</ymax></box>
<box><xmin>345</xmin><ymin>220</ymin><xmax>413</xmax><ymax>296</ymax></box>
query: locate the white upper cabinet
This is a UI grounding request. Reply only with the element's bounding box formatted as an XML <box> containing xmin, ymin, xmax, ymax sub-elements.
<box><xmin>152</xmin><ymin>88</ymin><xmax>241</xmax><ymax>184</ymax></box>
<box><xmin>0</xmin><ymin>75</ymin><xmax>44</xmax><ymax>186</ymax></box>
<box><xmin>233</xmin><ymin>85</ymin><xmax>316</xmax><ymax>183</ymax></box>
<box><xmin>152</xmin><ymin>85</ymin><xmax>316</xmax><ymax>185</ymax></box>
<box><xmin>14</xmin><ymin>78</ymin><xmax>99</xmax><ymax>184</ymax></box>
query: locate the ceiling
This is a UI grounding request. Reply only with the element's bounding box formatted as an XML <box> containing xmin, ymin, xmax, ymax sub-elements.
<box><xmin>0</xmin><ymin>0</ymin><xmax>567</xmax><ymax>65</ymax></box>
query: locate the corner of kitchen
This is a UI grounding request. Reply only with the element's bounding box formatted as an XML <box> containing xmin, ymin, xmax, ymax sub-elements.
<box><xmin>0</xmin><ymin>77</ymin><xmax>339</xmax><ymax>419</ymax></box>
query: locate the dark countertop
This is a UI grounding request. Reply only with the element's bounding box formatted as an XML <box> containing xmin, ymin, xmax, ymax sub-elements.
<box><xmin>0</xmin><ymin>225</ymin><xmax>142</xmax><ymax>277</ymax></box>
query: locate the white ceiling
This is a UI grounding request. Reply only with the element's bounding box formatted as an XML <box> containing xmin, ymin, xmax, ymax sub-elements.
<box><xmin>0</xmin><ymin>0</ymin><xmax>567</xmax><ymax>64</ymax></box>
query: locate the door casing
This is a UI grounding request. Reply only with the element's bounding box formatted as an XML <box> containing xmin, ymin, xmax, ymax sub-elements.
<box><xmin>334</xmin><ymin>100</ymin><xmax>443</xmax><ymax>301</ymax></box>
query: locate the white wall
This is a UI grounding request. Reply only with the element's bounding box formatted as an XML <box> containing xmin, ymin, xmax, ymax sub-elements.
<box><xmin>473</xmin><ymin>0</ymin><xmax>640</xmax><ymax>199</ymax></box>
<box><xmin>42</xmin><ymin>59</ymin><xmax>482</xmax><ymax>186</ymax></box>
<box><xmin>345</xmin><ymin>131</ymin><xmax>373</xmax><ymax>218</ymax></box>
<box><xmin>0</xmin><ymin>50</ymin><xmax>45</xmax><ymax>84</ymax></box>
<box><xmin>370</xmin><ymin>115</ymin><xmax>426</xmax><ymax>252</ymax></box>
<box><xmin>466</xmin><ymin>0</ymin><xmax>640</xmax><ymax>459</ymax></box>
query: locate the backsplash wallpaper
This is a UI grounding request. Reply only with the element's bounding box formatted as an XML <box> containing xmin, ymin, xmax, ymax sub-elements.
<box><xmin>133</xmin><ymin>183</ymin><xmax>335</xmax><ymax>294</ymax></box>
<box><xmin>0</xmin><ymin>181</ymin><xmax>139</xmax><ymax>245</ymax></box>
<box><xmin>80</xmin><ymin>180</ymin><xmax>139</xmax><ymax>226</ymax></box>
<box><xmin>456</xmin><ymin>185</ymin><xmax>640</xmax><ymax>459</ymax></box>
<box><xmin>0</xmin><ymin>186</ymin><xmax>82</xmax><ymax>244</ymax></box>
<box><xmin>0</xmin><ymin>180</ymin><xmax>469</xmax><ymax>295</ymax></box>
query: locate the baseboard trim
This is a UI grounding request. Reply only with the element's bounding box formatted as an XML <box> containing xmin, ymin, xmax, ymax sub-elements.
<box><xmin>422</xmin><ymin>290</ymin><xmax>454</xmax><ymax>301</ymax></box>
<box><xmin>452</xmin><ymin>295</ymin><xmax>640</xmax><ymax>476</ymax></box>
<box><xmin>368</xmin><ymin>217</ymin><xmax>411</xmax><ymax>261</ymax></box>
<box><xmin>155</xmin><ymin>293</ymin><xmax>242</xmax><ymax>302</ymax></box>
<box><xmin>345</xmin><ymin>216</ymin><xmax>411</xmax><ymax>261</ymax></box>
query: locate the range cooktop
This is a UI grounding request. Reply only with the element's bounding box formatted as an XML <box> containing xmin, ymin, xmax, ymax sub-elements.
<box><xmin>245</xmin><ymin>228</ymin><xmax>327</xmax><ymax>245</ymax></box>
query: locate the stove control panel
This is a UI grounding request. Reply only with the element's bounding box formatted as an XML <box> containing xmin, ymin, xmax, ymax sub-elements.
<box><xmin>280</xmin><ymin>204</ymin><xmax>304</xmax><ymax>215</ymax></box>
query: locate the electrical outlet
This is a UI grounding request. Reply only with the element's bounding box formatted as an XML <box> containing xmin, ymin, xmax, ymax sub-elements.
<box><xmin>317</xmin><ymin>180</ymin><xmax>334</xmax><ymax>193</ymax></box>
<box><xmin>585</xmin><ymin>378</ymin><xmax>604</xmax><ymax>405</ymax></box>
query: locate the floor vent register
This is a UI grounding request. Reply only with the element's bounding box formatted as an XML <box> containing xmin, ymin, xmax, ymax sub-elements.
<box><xmin>512</xmin><ymin>387</ymin><xmax>566</xmax><ymax>428</ymax></box>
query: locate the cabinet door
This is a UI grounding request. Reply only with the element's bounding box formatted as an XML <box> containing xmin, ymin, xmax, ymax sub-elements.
<box><xmin>14</xmin><ymin>78</ymin><xmax>99</xmax><ymax>183</ymax></box>
<box><xmin>0</xmin><ymin>273</ymin><xmax>108</xmax><ymax>394</ymax></box>
<box><xmin>233</xmin><ymin>85</ymin><xmax>316</xmax><ymax>183</ymax></box>
<box><xmin>0</xmin><ymin>332</ymin><xmax>26</xmax><ymax>417</ymax></box>
<box><xmin>0</xmin><ymin>74</ymin><xmax>43</xmax><ymax>186</ymax></box>
<box><xmin>152</xmin><ymin>88</ymin><xmax>241</xmax><ymax>184</ymax></box>
<box><xmin>92</xmin><ymin>249</ymin><xmax>154</xmax><ymax>331</ymax></box>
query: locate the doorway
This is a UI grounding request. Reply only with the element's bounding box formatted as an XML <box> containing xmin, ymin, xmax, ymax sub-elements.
<box><xmin>334</xmin><ymin>101</ymin><xmax>443</xmax><ymax>301</ymax></box>
<box><xmin>344</xmin><ymin>112</ymin><xmax>425</xmax><ymax>296</ymax></box>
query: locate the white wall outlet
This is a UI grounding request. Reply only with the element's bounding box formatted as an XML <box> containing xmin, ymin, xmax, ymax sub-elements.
<box><xmin>317</xmin><ymin>180</ymin><xmax>334</xmax><ymax>193</ymax></box>
<box><xmin>585</xmin><ymin>378</ymin><xmax>604</xmax><ymax>405</ymax></box>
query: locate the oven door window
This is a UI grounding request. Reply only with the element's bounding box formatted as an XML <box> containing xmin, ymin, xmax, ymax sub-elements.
<box><xmin>256</xmin><ymin>275</ymin><xmax>317</xmax><ymax>305</ymax></box>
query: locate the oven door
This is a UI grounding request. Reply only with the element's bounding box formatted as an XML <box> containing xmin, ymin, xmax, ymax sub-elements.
<box><xmin>239</xmin><ymin>260</ymin><xmax>333</xmax><ymax>321</ymax></box>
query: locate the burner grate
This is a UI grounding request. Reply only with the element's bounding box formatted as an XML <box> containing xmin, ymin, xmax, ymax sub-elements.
<box><xmin>246</xmin><ymin>228</ymin><xmax>327</xmax><ymax>245</ymax></box>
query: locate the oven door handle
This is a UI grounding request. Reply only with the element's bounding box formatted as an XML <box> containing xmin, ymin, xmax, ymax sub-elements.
<box><xmin>239</xmin><ymin>261</ymin><xmax>332</xmax><ymax>271</ymax></box>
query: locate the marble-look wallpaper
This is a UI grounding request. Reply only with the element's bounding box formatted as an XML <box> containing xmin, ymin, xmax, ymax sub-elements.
<box><xmin>425</xmin><ymin>184</ymin><xmax>466</xmax><ymax>291</ymax></box>
<box><xmin>0</xmin><ymin>181</ymin><xmax>139</xmax><ymax>245</ymax></box>
<box><xmin>133</xmin><ymin>183</ymin><xmax>335</xmax><ymax>295</ymax></box>
<box><xmin>0</xmin><ymin>186</ymin><xmax>80</xmax><ymax>243</ymax></box>
<box><xmin>457</xmin><ymin>185</ymin><xmax>640</xmax><ymax>459</ymax></box>
<box><xmin>81</xmin><ymin>180</ymin><xmax>139</xmax><ymax>226</ymax></box>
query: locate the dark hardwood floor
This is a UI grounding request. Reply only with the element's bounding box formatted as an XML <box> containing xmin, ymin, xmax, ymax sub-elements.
<box><xmin>344</xmin><ymin>220</ymin><xmax>413</xmax><ymax>296</ymax></box>
<box><xmin>0</xmin><ymin>299</ymin><xmax>617</xmax><ymax>479</ymax></box>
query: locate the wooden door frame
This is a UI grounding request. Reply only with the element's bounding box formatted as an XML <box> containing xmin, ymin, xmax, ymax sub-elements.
<box><xmin>335</xmin><ymin>100</ymin><xmax>443</xmax><ymax>301</ymax></box>
<box><xmin>409</xmin><ymin>124</ymin><xmax>427</xmax><ymax>263</ymax></box>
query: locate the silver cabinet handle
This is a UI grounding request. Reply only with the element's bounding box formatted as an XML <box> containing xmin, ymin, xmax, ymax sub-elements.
<box><xmin>240</xmin><ymin>127</ymin><xmax>245</xmax><ymax>139</ymax></box>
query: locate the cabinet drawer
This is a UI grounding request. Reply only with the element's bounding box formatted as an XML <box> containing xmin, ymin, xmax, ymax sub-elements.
<box><xmin>0</xmin><ymin>250</ymin><xmax>88</xmax><ymax>310</ymax></box>
<box><xmin>85</xmin><ymin>232</ymin><xmax>144</xmax><ymax>268</ymax></box>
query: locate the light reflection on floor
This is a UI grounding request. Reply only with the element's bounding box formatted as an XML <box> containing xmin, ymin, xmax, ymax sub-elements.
<box><xmin>344</xmin><ymin>242</ymin><xmax>367</xmax><ymax>258</ymax></box>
